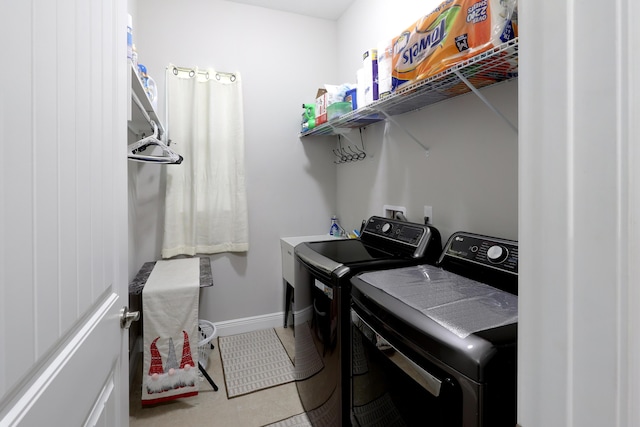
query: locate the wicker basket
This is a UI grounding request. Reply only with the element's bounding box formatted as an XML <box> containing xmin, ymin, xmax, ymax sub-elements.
<box><xmin>197</xmin><ymin>319</ymin><xmax>217</xmax><ymax>368</ymax></box>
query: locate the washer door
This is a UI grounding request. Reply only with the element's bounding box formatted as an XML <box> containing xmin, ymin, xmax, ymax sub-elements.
<box><xmin>295</xmin><ymin>278</ymin><xmax>346</xmax><ymax>426</ymax></box>
<box><xmin>351</xmin><ymin>306</ymin><xmax>463</xmax><ymax>427</ymax></box>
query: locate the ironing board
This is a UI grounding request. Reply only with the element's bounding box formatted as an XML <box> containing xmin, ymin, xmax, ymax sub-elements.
<box><xmin>129</xmin><ymin>257</ymin><xmax>214</xmax><ymax>295</ymax></box>
<box><xmin>129</xmin><ymin>257</ymin><xmax>218</xmax><ymax>405</ymax></box>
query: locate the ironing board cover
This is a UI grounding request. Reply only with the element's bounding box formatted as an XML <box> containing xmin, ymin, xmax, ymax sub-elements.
<box><xmin>142</xmin><ymin>258</ymin><xmax>200</xmax><ymax>405</ymax></box>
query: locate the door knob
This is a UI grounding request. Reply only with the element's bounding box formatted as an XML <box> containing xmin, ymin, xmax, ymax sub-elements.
<box><xmin>120</xmin><ymin>306</ymin><xmax>140</xmax><ymax>329</ymax></box>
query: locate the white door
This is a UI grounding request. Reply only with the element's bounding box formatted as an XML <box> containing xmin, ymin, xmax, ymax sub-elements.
<box><xmin>0</xmin><ymin>1</ymin><xmax>129</xmax><ymax>426</ymax></box>
<box><xmin>518</xmin><ymin>0</ymin><xmax>640</xmax><ymax>425</ymax></box>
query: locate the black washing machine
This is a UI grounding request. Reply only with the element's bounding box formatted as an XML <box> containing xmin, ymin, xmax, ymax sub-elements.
<box><xmin>350</xmin><ymin>231</ymin><xmax>518</xmax><ymax>427</ymax></box>
<box><xmin>293</xmin><ymin>216</ymin><xmax>442</xmax><ymax>426</ymax></box>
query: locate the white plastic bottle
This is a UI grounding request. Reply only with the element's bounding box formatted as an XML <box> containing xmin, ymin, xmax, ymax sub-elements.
<box><xmin>127</xmin><ymin>14</ymin><xmax>133</xmax><ymax>60</ymax></box>
<box><xmin>131</xmin><ymin>44</ymin><xmax>139</xmax><ymax>74</ymax></box>
<box><xmin>330</xmin><ymin>216</ymin><xmax>341</xmax><ymax>237</ymax></box>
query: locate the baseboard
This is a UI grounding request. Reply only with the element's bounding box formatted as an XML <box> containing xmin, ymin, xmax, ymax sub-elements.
<box><xmin>214</xmin><ymin>311</ymin><xmax>288</xmax><ymax>337</ymax></box>
<box><xmin>212</xmin><ymin>306</ymin><xmax>316</xmax><ymax>337</ymax></box>
<box><xmin>122</xmin><ymin>306</ymin><xmax>314</xmax><ymax>346</ymax></box>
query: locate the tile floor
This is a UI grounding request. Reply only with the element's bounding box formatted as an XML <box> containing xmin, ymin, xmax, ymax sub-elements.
<box><xmin>129</xmin><ymin>326</ymin><xmax>303</xmax><ymax>427</ymax></box>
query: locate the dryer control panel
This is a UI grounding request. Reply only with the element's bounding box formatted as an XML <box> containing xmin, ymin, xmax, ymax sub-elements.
<box><xmin>440</xmin><ymin>232</ymin><xmax>518</xmax><ymax>275</ymax></box>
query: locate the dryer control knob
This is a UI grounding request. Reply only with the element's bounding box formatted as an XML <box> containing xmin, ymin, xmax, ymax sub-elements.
<box><xmin>487</xmin><ymin>245</ymin><xmax>508</xmax><ymax>263</ymax></box>
<box><xmin>382</xmin><ymin>223</ymin><xmax>392</xmax><ymax>234</ymax></box>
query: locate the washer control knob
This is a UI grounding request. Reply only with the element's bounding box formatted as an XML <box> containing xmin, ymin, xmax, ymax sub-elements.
<box><xmin>487</xmin><ymin>245</ymin><xmax>508</xmax><ymax>263</ymax></box>
<box><xmin>381</xmin><ymin>223</ymin><xmax>392</xmax><ymax>234</ymax></box>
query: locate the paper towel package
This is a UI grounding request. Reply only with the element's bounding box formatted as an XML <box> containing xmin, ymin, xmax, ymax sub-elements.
<box><xmin>356</xmin><ymin>68</ymin><xmax>365</xmax><ymax>110</ymax></box>
<box><xmin>360</xmin><ymin>49</ymin><xmax>378</xmax><ymax>107</ymax></box>
<box><xmin>392</xmin><ymin>0</ymin><xmax>518</xmax><ymax>91</ymax></box>
<box><xmin>377</xmin><ymin>40</ymin><xmax>393</xmax><ymax>99</ymax></box>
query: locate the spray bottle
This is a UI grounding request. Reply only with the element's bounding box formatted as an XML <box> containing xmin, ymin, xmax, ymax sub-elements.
<box><xmin>301</xmin><ymin>103</ymin><xmax>316</xmax><ymax>132</ymax></box>
<box><xmin>330</xmin><ymin>215</ymin><xmax>341</xmax><ymax>237</ymax></box>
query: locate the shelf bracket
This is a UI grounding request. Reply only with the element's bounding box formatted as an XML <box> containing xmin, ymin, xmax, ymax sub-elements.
<box><xmin>131</xmin><ymin>90</ymin><xmax>167</xmax><ymax>142</ymax></box>
<box><xmin>377</xmin><ymin>110</ymin><xmax>430</xmax><ymax>156</ymax></box>
<box><xmin>326</xmin><ymin>123</ymin><xmax>361</xmax><ymax>147</ymax></box>
<box><xmin>453</xmin><ymin>69</ymin><xmax>518</xmax><ymax>134</ymax></box>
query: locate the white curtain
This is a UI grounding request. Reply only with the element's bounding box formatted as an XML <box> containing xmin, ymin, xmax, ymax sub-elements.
<box><xmin>162</xmin><ymin>65</ymin><xmax>249</xmax><ymax>258</ymax></box>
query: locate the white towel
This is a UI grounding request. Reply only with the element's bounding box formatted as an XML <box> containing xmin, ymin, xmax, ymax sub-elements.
<box><xmin>141</xmin><ymin>258</ymin><xmax>200</xmax><ymax>405</ymax></box>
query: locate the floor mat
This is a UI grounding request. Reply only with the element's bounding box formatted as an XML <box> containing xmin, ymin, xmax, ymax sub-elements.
<box><xmin>263</xmin><ymin>412</ymin><xmax>312</xmax><ymax>427</ymax></box>
<box><xmin>219</xmin><ymin>328</ymin><xmax>295</xmax><ymax>398</ymax></box>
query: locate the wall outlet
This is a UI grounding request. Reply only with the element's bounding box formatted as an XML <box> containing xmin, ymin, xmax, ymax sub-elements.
<box><xmin>383</xmin><ymin>205</ymin><xmax>406</xmax><ymax>219</ymax></box>
<box><xmin>424</xmin><ymin>205</ymin><xmax>433</xmax><ymax>224</ymax></box>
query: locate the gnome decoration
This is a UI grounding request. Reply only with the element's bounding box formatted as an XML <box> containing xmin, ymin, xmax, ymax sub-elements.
<box><xmin>144</xmin><ymin>331</ymin><xmax>199</xmax><ymax>401</ymax></box>
<box><xmin>179</xmin><ymin>331</ymin><xmax>196</xmax><ymax>370</ymax></box>
<box><xmin>148</xmin><ymin>337</ymin><xmax>164</xmax><ymax>380</ymax></box>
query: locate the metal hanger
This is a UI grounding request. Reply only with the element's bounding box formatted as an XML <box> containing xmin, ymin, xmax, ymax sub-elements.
<box><xmin>128</xmin><ymin>91</ymin><xmax>183</xmax><ymax>164</ymax></box>
<box><xmin>127</xmin><ymin>120</ymin><xmax>183</xmax><ymax>164</ymax></box>
<box><xmin>333</xmin><ymin>130</ymin><xmax>367</xmax><ymax>164</ymax></box>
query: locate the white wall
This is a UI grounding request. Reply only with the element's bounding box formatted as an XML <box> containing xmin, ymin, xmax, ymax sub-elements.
<box><xmin>337</xmin><ymin>0</ymin><xmax>440</xmax><ymax>79</ymax></box>
<box><xmin>130</xmin><ymin>0</ymin><xmax>339</xmax><ymax>324</ymax></box>
<box><xmin>335</xmin><ymin>0</ymin><xmax>518</xmax><ymax>243</ymax></box>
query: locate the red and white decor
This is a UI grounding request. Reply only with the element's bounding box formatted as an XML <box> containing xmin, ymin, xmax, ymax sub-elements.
<box><xmin>142</xmin><ymin>258</ymin><xmax>200</xmax><ymax>405</ymax></box>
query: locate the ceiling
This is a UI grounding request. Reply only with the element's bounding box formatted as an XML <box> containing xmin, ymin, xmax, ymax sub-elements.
<box><xmin>224</xmin><ymin>0</ymin><xmax>356</xmax><ymax>20</ymax></box>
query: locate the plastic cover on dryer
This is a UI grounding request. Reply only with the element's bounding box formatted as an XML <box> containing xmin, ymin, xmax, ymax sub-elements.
<box><xmin>358</xmin><ymin>265</ymin><xmax>518</xmax><ymax>338</ymax></box>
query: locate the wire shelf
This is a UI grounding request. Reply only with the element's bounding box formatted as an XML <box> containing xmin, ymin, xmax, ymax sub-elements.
<box><xmin>300</xmin><ymin>37</ymin><xmax>518</xmax><ymax>137</ymax></box>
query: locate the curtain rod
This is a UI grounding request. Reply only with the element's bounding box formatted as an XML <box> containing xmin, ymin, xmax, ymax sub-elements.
<box><xmin>168</xmin><ymin>65</ymin><xmax>236</xmax><ymax>82</ymax></box>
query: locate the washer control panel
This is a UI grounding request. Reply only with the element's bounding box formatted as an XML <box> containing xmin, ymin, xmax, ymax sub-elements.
<box><xmin>440</xmin><ymin>231</ymin><xmax>518</xmax><ymax>274</ymax></box>
<box><xmin>361</xmin><ymin>216</ymin><xmax>440</xmax><ymax>260</ymax></box>
<box><xmin>362</xmin><ymin>216</ymin><xmax>426</xmax><ymax>246</ymax></box>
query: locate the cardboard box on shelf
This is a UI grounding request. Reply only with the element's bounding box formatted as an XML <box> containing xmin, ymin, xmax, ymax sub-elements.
<box><xmin>315</xmin><ymin>88</ymin><xmax>328</xmax><ymax>125</ymax></box>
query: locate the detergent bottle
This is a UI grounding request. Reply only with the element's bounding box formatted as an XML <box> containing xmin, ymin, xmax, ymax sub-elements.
<box><xmin>301</xmin><ymin>103</ymin><xmax>316</xmax><ymax>132</ymax></box>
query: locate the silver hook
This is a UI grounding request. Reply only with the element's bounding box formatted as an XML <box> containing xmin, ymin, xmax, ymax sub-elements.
<box><xmin>350</xmin><ymin>144</ymin><xmax>366</xmax><ymax>160</ymax></box>
<box><xmin>358</xmin><ymin>128</ymin><xmax>367</xmax><ymax>159</ymax></box>
<box><xmin>341</xmin><ymin>147</ymin><xmax>353</xmax><ymax>162</ymax></box>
